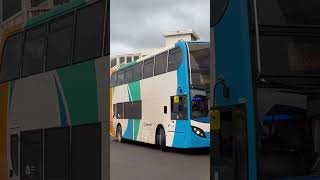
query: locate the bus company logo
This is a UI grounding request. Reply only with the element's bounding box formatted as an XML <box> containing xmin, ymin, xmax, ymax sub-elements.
<box><xmin>143</xmin><ymin>122</ymin><xmax>152</xmax><ymax>127</ymax></box>
<box><xmin>289</xmin><ymin>55</ymin><xmax>320</xmax><ymax>71</ymax></box>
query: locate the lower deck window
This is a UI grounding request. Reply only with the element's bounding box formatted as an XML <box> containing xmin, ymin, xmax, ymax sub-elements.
<box><xmin>114</xmin><ymin>101</ymin><xmax>142</xmax><ymax>119</ymax></box>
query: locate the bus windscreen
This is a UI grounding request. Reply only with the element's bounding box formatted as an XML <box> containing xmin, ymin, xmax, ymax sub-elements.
<box><xmin>256</xmin><ymin>0</ymin><xmax>320</xmax><ymax>27</ymax></box>
<box><xmin>188</xmin><ymin>43</ymin><xmax>210</xmax><ymax>87</ymax></box>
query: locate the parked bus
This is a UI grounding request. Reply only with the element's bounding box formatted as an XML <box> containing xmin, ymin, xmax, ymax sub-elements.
<box><xmin>0</xmin><ymin>0</ymin><xmax>109</xmax><ymax>180</ymax></box>
<box><xmin>211</xmin><ymin>0</ymin><xmax>320</xmax><ymax>180</ymax></box>
<box><xmin>110</xmin><ymin>41</ymin><xmax>210</xmax><ymax>150</ymax></box>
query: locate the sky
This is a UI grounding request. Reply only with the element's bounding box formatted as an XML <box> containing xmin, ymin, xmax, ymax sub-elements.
<box><xmin>110</xmin><ymin>0</ymin><xmax>210</xmax><ymax>55</ymax></box>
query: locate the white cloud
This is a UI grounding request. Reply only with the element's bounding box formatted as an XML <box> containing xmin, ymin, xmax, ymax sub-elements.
<box><xmin>110</xmin><ymin>0</ymin><xmax>210</xmax><ymax>54</ymax></box>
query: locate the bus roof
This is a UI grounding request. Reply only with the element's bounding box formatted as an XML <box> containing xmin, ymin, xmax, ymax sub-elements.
<box><xmin>25</xmin><ymin>0</ymin><xmax>89</xmax><ymax>28</ymax></box>
<box><xmin>114</xmin><ymin>41</ymin><xmax>209</xmax><ymax>73</ymax></box>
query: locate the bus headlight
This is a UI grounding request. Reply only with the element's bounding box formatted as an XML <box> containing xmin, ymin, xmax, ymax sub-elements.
<box><xmin>191</xmin><ymin>126</ymin><xmax>206</xmax><ymax>138</ymax></box>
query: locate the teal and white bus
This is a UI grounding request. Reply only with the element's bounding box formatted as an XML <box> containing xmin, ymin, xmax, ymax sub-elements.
<box><xmin>110</xmin><ymin>40</ymin><xmax>210</xmax><ymax>150</ymax></box>
<box><xmin>0</xmin><ymin>0</ymin><xmax>109</xmax><ymax>180</ymax></box>
<box><xmin>211</xmin><ymin>0</ymin><xmax>320</xmax><ymax>179</ymax></box>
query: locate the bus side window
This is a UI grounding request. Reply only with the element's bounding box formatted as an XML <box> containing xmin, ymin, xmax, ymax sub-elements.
<box><xmin>73</xmin><ymin>1</ymin><xmax>105</xmax><ymax>63</ymax></box>
<box><xmin>0</xmin><ymin>33</ymin><xmax>23</xmax><ymax>83</ymax></box>
<box><xmin>122</xmin><ymin>101</ymin><xmax>142</xmax><ymax>119</ymax></box>
<box><xmin>116</xmin><ymin>103</ymin><xmax>124</xmax><ymax>119</ymax></box>
<box><xmin>154</xmin><ymin>51</ymin><xmax>168</xmax><ymax>76</ymax></box>
<box><xmin>170</xmin><ymin>95</ymin><xmax>188</xmax><ymax>120</ymax></box>
<box><xmin>124</xmin><ymin>66</ymin><xmax>134</xmax><ymax>84</ymax></box>
<box><xmin>123</xmin><ymin>102</ymin><xmax>133</xmax><ymax>119</ymax></box>
<box><xmin>110</xmin><ymin>72</ymin><xmax>117</xmax><ymax>87</ymax></box>
<box><xmin>22</xmin><ymin>25</ymin><xmax>47</xmax><ymax>77</ymax></box>
<box><xmin>143</xmin><ymin>57</ymin><xmax>154</xmax><ymax>79</ymax></box>
<box><xmin>168</xmin><ymin>48</ymin><xmax>182</xmax><ymax>72</ymax></box>
<box><xmin>116</xmin><ymin>70</ymin><xmax>124</xmax><ymax>86</ymax></box>
<box><xmin>133</xmin><ymin>62</ymin><xmax>143</xmax><ymax>81</ymax></box>
<box><xmin>132</xmin><ymin>101</ymin><xmax>142</xmax><ymax>119</ymax></box>
<box><xmin>113</xmin><ymin>103</ymin><xmax>118</xmax><ymax>118</ymax></box>
<box><xmin>46</xmin><ymin>13</ymin><xmax>74</xmax><ymax>71</ymax></box>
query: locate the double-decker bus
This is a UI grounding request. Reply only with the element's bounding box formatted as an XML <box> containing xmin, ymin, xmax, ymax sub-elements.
<box><xmin>211</xmin><ymin>0</ymin><xmax>320</xmax><ymax>179</ymax></box>
<box><xmin>0</xmin><ymin>0</ymin><xmax>109</xmax><ymax>180</ymax></box>
<box><xmin>110</xmin><ymin>40</ymin><xmax>210</xmax><ymax>150</ymax></box>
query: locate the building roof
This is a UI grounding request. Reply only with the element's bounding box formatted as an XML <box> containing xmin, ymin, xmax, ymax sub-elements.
<box><xmin>163</xmin><ymin>29</ymin><xmax>200</xmax><ymax>40</ymax></box>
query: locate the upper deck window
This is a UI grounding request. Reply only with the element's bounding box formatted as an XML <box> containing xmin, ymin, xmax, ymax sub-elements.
<box><xmin>110</xmin><ymin>72</ymin><xmax>117</xmax><ymax>87</ymax></box>
<box><xmin>119</xmin><ymin>57</ymin><xmax>125</xmax><ymax>64</ymax></box>
<box><xmin>133</xmin><ymin>62</ymin><xmax>143</xmax><ymax>81</ymax></box>
<box><xmin>154</xmin><ymin>52</ymin><xmax>168</xmax><ymax>76</ymax></box>
<box><xmin>22</xmin><ymin>25</ymin><xmax>47</xmax><ymax>77</ymax></box>
<box><xmin>2</xmin><ymin>0</ymin><xmax>21</xmax><ymax>21</ymax></box>
<box><xmin>124</xmin><ymin>66</ymin><xmax>134</xmax><ymax>83</ymax></box>
<box><xmin>0</xmin><ymin>33</ymin><xmax>23</xmax><ymax>83</ymax></box>
<box><xmin>46</xmin><ymin>13</ymin><xmax>74</xmax><ymax>71</ymax></box>
<box><xmin>116</xmin><ymin>70</ymin><xmax>124</xmax><ymax>86</ymax></box>
<box><xmin>143</xmin><ymin>58</ymin><xmax>154</xmax><ymax>79</ymax></box>
<box><xmin>73</xmin><ymin>1</ymin><xmax>105</xmax><ymax>63</ymax></box>
<box><xmin>111</xmin><ymin>58</ymin><xmax>117</xmax><ymax>67</ymax></box>
<box><xmin>167</xmin><ymin>47</ymin><xmax>182</xmax><ymax>72</ymax></box>
<box><xmin>188</xmin><ymin>43</ymin><xmax>210</xmax><ymax>87</ymax></box>
<box><xmin>127</xmin><ymin>57</ymin><xmax>132</xmax><ymax>63</ymax></box>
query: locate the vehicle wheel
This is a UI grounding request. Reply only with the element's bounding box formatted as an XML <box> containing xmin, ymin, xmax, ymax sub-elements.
<box><xmin>157</xmin><ymin>128</ymin><xmax>166</xmax><ymax>151</ymax></box>
<box><xmin>116</xmin><ymin>125</ymin><xmax>123</xmax><ymax>143</ymax></box>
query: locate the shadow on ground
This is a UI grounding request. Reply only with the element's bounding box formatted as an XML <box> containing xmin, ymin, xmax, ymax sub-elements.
<box><xmin>111</xmin><ymin>137</ymin><xmax>210</xmax><ymax>155</ymax></box>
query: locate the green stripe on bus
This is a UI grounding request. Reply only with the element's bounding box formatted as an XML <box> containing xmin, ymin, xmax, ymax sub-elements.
<box><xmin>57</xmin><ymin>61</ymin><xmax>98</xmax><ymax>125</ymax></box>
<box><xmin>128</xmin><ymin>81</ymin><xmax>141</xmax><ymax>101</ymax></box>
<box><xmin>25</xmin><ymin>0</ymin><xmax>86</xmax><ymax>28</ymax></box>
<box><xmin>117</xmin><ymin>61</ymin><xmax>138</xmax><ymax>71</ymax></box>
<box><xmin>128</xmin><ymin>81</ymin><xmax>141</xmax><ymax>140</ymax></box>
<box><xmin>134</xmin><ymin>119</ymin><xmax>141</xmax><ymax>141</ymax></box>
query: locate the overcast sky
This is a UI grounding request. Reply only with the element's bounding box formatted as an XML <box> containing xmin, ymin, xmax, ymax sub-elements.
<box><xmin>110</xmin><ymin>0</ymin><xmax>210</xmax><ymax>55</ymax></box>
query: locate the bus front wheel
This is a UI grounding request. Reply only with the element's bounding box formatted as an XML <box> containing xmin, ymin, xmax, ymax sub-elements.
<box><xmin>156</xmin><ymin>128</ymin><xmax>166</xmax><ymax>151</ymax></box>
<box><xmin>116</xmin><ymin>125</ymin><xmax>123</xmax><ymax>143</ymax></box>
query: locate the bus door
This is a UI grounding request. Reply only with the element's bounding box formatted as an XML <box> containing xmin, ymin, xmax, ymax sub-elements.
<box><xmin>20</xmin><ymin>129</ymin><xmax>43</xmax><ymax>180</ymax></box>
<box><xmin>170</xmin><ymin>95</ymin><xmax>188</xmax><ymax>131</ymax></box>
<box><xmin>211</xmin><ymin>105</ymin><xmax>248</xmax><ymax>180</ymax></box>
<box><xmin>8</xmin><ymin>126</ymin><xmax>19</xmax><ymax>180</ymax></box>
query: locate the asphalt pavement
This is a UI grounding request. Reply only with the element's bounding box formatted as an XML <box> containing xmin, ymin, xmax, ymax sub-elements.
<box><xmin>110</xmin><ymin>137</ymin><xmax>210</xmax><ymax>180</ymax></box>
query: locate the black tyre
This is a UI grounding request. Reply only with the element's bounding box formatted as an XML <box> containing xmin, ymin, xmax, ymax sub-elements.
<box><xmin>156</xmin><ymin>127</ymin><xmax>166</xmax><ymax>151</ymax></box>
<box><xmin>116</xmin><ymin>125</ymin><xmax>123</xmax><ymax>143</ymax></box>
